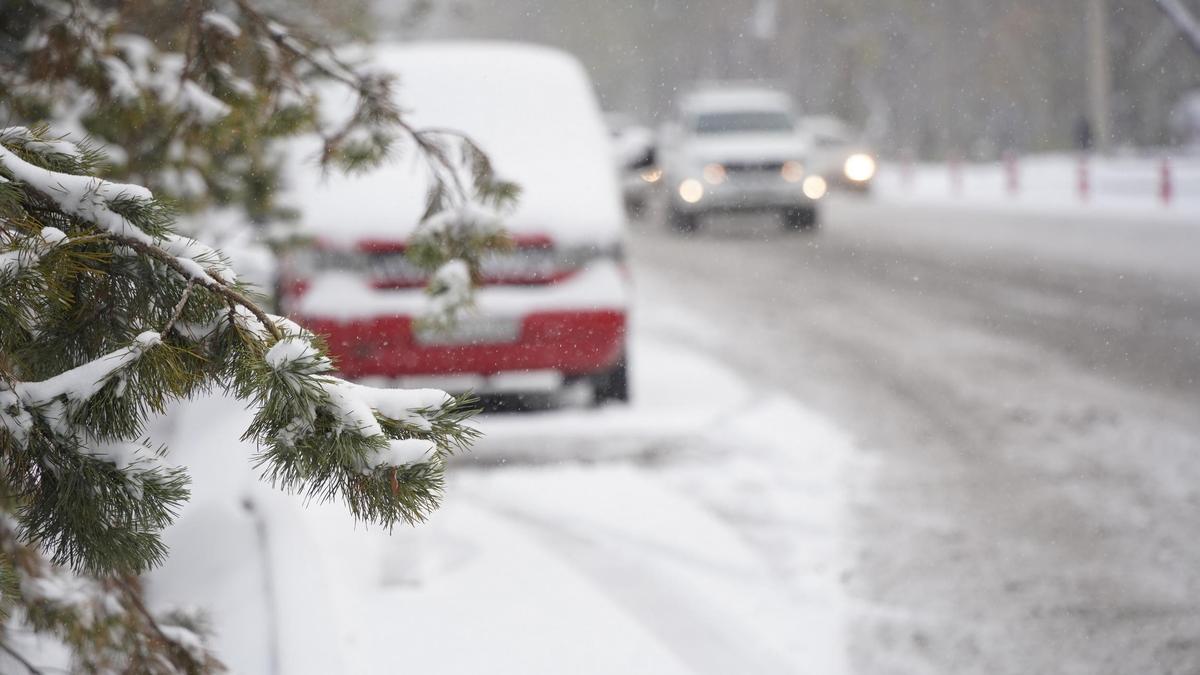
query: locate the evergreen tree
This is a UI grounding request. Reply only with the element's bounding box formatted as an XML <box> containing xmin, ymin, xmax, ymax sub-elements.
<box><xmin>0</xmin><ymin>1</ymin><xmax>516</xmax><ymax>670</ymax></box>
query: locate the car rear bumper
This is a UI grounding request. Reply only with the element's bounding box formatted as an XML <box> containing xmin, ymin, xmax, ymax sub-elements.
<box><xmin>303</xmin><ymin>310</ymin><xmax>626</xmax><ymax>380</ymax></box>
<box><xmin>289</xmin><ymin>260</ymin><xmax>629</xmax><ymax>381</ymax></box>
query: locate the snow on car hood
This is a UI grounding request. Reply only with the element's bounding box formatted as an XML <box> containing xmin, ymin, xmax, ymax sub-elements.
<box><xmin>683</xmin><ymin>133</ymin><xmax>811</xmax><ymax>165</ymax></box>
<box><xmin>287</xmin><ymin>42</ymin><xmax>624</xmax><ymax>248</ymax></box>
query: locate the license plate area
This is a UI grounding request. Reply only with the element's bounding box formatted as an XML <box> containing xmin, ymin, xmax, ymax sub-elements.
<box><xmin>413</xmin><ymin>316</ymin><xmax>521</xmax><ymax>346</ymax></box>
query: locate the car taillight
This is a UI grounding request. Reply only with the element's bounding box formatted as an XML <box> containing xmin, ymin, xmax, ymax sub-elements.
<box><xmin>475</xmin><ymin>243</ymin><xmax>621</xmax><ymax>286</ymax></box>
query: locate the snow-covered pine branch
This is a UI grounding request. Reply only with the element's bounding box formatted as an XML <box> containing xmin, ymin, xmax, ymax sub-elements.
<box><xmin>1</xmin><ymin>0</ymin><xmax>518</xmax><ymax>231</ymax></box>
<box><xmin>1</xmin><ymin>4</ymin><xmax>524</xmax><ymax>669</ymax></box>
<box><xmin>1</xmin><ymin>125</ymin><xmax>476</xmax><ymax>543</ymax></box>
<box><xmin>0</xmin><ymin>515</ymin><xmax>223</xmax><ymax>673</ymax></box>
<box><xmin>0</xmin><ymin>126</ymin><xmax>479</xmax><ymax>671</ymax></box>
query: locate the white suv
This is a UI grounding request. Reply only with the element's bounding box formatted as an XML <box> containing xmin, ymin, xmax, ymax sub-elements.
<box><xmin>659</xmin><ymin>86</ymin><xmax>824</xmax><ymax>232</ymax></box>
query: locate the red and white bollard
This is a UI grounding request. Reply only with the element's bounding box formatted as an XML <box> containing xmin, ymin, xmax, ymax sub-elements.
<box><xmin>1077</xmin><ymin>154</ymin><xmax>1091</xmax><ymax>203</ymax></box>
<box><xmin>1003</xmin><ymin>151</ymin><xmax>1019</xmax><ymax>197</ymax></box>
<box><xmin>1160</xmin><ymin>157</ymin><xmax>1173</xmax><ymax>207</ymax></box>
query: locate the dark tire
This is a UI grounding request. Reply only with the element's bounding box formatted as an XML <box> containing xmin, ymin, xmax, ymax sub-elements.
<box><xmin>783</xmin><ymin>207</ymin><xmax>818</xmax><ymax>231</ymax></box>
<box><xmin>668</xmin><ymin>207</ymin><xmax>699</xmax><ymax>234</ymax></box>
<box><xmin>477</xmin><ymin>392</ymin><xmax>555</xmax><ymax>413</ymax></box>
<box><xmin>591</xmin><ymin>356</ymin><xmax>629</xmax><ymax>405</ymax></box>
<box><xmin>625</xmin><ymin>196</ymin><xmax>646</xmax><ymax>220</ymax></box>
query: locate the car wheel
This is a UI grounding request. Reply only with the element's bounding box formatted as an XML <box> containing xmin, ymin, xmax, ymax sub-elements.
<box><xmin>668</xmin><ymin>207</ymin><xmax>699</xmax><ymax>234</ymax></box>
<box><xmin>591</xmin><ymin>355</ymin><xmax>629</xmax><ymax>405</ymax></box>
<box><xmin>783</xmin><ymin>207</ymin><xmax>818</xmax><ymax>231</ymax></box>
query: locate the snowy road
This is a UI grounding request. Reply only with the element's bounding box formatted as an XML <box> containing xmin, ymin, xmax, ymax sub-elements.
<box><xmin>630</xmin><ymin>198</ymin><xmax>1200</xmax><ymax>674</ymax></box>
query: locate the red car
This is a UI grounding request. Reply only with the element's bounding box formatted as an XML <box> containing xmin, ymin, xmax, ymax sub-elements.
<box><xmin>280</xmin><ymin>42</ymin><xmax>630</xmax><ymax>404</ymax></box>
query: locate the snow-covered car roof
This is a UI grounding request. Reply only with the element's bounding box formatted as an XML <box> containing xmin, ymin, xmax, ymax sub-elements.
<box><xmin>799</xmin><ymin>115</ymin><xmax>856</xmax><ymax>141</ymax></box>
<box><xmin>680</xmin><ymin>86</ymin><xmax>794</xmax><ymax>115</ymax></box>
<box><xmin>290</xmin><ymin>41</ymin><xmax>623</xmax><ymax>247</ymax></box>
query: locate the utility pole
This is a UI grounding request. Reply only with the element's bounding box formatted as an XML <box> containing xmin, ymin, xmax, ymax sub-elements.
<box><xmin>750</xmin><ymin>0</ymin><xmax>778</xmax><ymax>78</ymax></box>
<box><xmin>1086</xmin><ymin>0</ymin><xmax>1113</xmax><ymax>152</ymax></box>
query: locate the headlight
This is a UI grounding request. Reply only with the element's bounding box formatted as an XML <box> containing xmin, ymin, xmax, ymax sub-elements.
<box><xmin>781</xmin><ymin>160</ymin><xmax>805</xmax><ymax>183</ymax></box>
<box><xmin>844</xmin><ymin>154</ymin><xmax>877</xmax><ymax>182</ymax></box>
<box><xmin>703</xmin><ymin>163</ymin><xmax>726</xmax><ymax>185</ymax></box>
<box><xmin>679</xmin><ymin>179</ymin><xmax>704</xmax><ymax>204</ymax></box>
<box><xmin>639</xmin><ymin>168</ymin><xmax>662</xmax><ymax>184</ymax></box>
<box><xmin>802</xmin><ymin>175</ymin><xmax>828</xmax><ymax>200</ymax></box>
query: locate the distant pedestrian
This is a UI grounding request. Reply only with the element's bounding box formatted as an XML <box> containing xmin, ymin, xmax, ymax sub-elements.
<box><xmin>1074</xmin><ymin>115</ymin><xmax>1094</xmax><ymax>152</ymax></box>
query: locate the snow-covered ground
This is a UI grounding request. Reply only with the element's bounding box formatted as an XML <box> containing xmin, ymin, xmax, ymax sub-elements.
<box><xmin>145</xmin><ymin>296</ymin><xmax>858</xmax><ymax>674</ymax></box>
<box><xmin>140</xmin><ymin>151</ymin><xmax>1200</xmax><ymax>674</ymax></box>
<box><xmin>873</xmin><ymin>153</ymin><xmax>1200</xmax><ymax>220</ymax></box>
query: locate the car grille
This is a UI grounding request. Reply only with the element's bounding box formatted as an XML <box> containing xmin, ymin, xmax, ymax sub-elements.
<box><xmin>723</xmin><ymin>161</ymin><xmax>785</xmax><ymax>174</ymax></box>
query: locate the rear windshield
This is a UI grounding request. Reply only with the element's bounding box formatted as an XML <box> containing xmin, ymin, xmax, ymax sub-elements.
<box><xmin>692</xmin><ymin>111</ymin><xmax>795</xmax><ymax>135</ymax></box>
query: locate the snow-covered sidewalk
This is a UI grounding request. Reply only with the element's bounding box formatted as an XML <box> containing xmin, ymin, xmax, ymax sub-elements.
<box><xmin>145</xmin><ymin>308</ymin><xmax>857</xmax><ymax>673</ymax></box>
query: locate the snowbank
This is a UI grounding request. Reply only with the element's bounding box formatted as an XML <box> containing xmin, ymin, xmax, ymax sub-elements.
<box><xmin>144</xmin><ymin>395</ymin><xmax>351</xmax><ymax>674</ymax></box>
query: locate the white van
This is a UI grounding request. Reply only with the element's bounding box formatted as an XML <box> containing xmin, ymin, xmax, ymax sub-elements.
<box><xmin>281</xmin><ymin>42</ymin><xmax>630</xmax><ymax>404</ymax></box>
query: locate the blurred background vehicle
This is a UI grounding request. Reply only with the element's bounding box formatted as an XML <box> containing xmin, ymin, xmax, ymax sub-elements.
<box><xmin>280</xmin><ymin>42</ymin><xmax>630</xmax><ymax>407</ymax></box>
<box><xmin>605</xmin><ymin>112</ymin><xmax>660</xmax><ymax>217</ymax></box>
<box><xmin>658</xmin><ymin>83</ymin><xmax>824</xmax><ymax>233</ymax></box>
<box><xmin>800</xmin><ymin>115</ymin><xmax>878</xmax><ymax>193</ymax></box>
